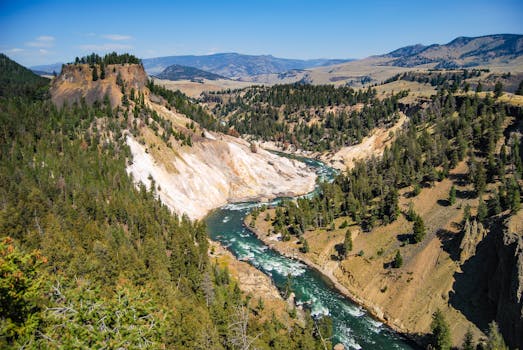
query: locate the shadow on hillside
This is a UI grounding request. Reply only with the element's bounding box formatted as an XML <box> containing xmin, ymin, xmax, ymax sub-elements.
<box><xmin>437</xmin><ymin>199</ymin><xmax>450</xmax><ymax>207</ymax></box>
<box><xmin>448</xmin><ymin>172</ymin><xmax>468</xmax><ymax>186</ymax></box>
<box><xmin>436</xmin><ymin>228</ymin><xmax>461</xmax><ymax>261</ymax></box>
<box><xmin>397</xmin><ymin>233</ymin><xmax>414</xmax><ymax>244</ymax></box>
<box><xmin>456</xmin><ymin>189</ymin><xmax>475</xmax><ymax>199</ymax></box>
<box><xmin>449</xmin><ymin>231</ymin><xmax>497</xmax><ymax>333</ymax></box>
<box><xmin>331</xmin><ymin>243</ymin><xmax>344</xmax><ymax>261</ymax></box>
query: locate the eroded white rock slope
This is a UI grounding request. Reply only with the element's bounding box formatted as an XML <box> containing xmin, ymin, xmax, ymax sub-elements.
<box><xmin>126</xmin><ymin>133</ymin><xmax>316</xmax><ymax>220</ymax></box>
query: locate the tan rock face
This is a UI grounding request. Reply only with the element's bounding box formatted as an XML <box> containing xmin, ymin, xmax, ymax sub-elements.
<box><xmin>126</xmin><ymin>132</ymin><xmax>317</xmax><ymax>220</ymax></box>
<box><xmin>50</xmin><ymin>63</ymin><xmax>149</xmax><ymax>108</ymax></box>
<box><xmin>459</xmin><ymin>219</ymin><xmax>487</xmax><ymax>263</ymax></box>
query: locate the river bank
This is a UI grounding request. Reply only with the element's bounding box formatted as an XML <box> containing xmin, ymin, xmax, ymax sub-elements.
<box><xmin>244</xmin><ymin>216</ymin><xmax>422</xmax><ymax>347</ymax></box>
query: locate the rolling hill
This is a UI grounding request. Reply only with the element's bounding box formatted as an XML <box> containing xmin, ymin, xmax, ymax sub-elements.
<box><xmin>257</xmin><ymin>34</ymin><xmax>523</xmax><ymax>87</ymax></box>
<box><xmin>154</xmin><ymin>64</ymin><xmax>226</xmax><ymax>81</ymax></box>
<box><xmin>141</xmin><ymin>52</ymin><xmax>352</xmax><ymax>77</ymax></box>
<box><xmin>383</xmin><ymin>34</ymin><xmax>523</xmax><ymax>69</ymax></box>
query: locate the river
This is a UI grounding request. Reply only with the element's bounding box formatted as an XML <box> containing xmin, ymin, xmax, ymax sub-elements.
<box><xmin>205</xmin><ymin>156</ymin><xmax>416</xmax><ymax>350</ymax></box>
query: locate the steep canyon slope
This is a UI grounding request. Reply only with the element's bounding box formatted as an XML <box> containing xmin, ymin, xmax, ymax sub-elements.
<box><xmin>50</xmin><ymin>62</ymin><xmax>316</xmax><ymax>220</ymax></box>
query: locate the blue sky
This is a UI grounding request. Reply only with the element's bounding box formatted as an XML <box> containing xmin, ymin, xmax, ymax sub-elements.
<box><xmin>1</xmin><ymin>0</ymin><xmax>522</xmax><ymax>67</ymax></box>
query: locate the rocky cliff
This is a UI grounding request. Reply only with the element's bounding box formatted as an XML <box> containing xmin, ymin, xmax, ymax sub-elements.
<box><xmin>453</xmin><ymin>209</ymin><xmax>523</xmax><ymax>349</ymax></box>
<box><xmin>51</xmin><ymin>63</ymin><xmax>148</xmax><ymax>108</ymax></box>
<box><xmin>51</xmin><ymin>62</ymin><xmax>317</xmax><ymax>220</ymax></box>
<box><xmin>126</xmin><ymin>127</ymin><xmax>316</xmax><ymax>220</ymax></box>
<box><xmin>488</xmin><ymin>211</ymin><xmax>523</xmax><ymax>349</ymax></box>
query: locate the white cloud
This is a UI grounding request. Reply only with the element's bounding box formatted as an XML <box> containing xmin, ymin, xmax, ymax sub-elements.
<box><xmin>37</xmin><ymin>36</ymin><xmax>54</xmax><ymax>42</ymax></box>
<box><xmin>102</xmin><ymin>34</ymin><xmax>132</xmax><ymax>41</ymax></box>
<box><xmin>78</xmin><ymin>43</ymin><xmax>133</xmax><ymax>52</ymax></box>
<box><xmin>26</xmin><ymin>35</ymin><xmax>55</xmax><ymax>48</ymax></box>
<box><xmin>8</xmin><ymin>48</ymin><xmax>25</xmax><ymax>53</ymax></box>
<box><xmin>39</xmin><ymin>49</ymin><xmax>49</xmax><ymax>55</ymax></box>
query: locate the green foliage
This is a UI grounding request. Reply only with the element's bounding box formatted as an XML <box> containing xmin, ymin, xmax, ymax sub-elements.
<box><xmin>283</xmin><ymin>274</ymin><xmax>293</xmax><ymax>299</ymax></box>
<box><xmin>413</xmin><ymin>215</ymin><xmax>426</xmax><ymax>243</ymax></box>
<box><xmin>0</xmin><ymin>53</ymin><xmax>49</xmax><ymax>99</ymax></box>
<box><xmin>494</xmin><ymin>81</ymin><xmax>503</xmax><ymax>98</ymax></box>
<box><xmin>74</xmin><ymin>52</ymin><xmax>141</xmax><ymax>65</ymax></box>
<box><xmin>516</xmin><ymin>79</ymin><xmax>523</xmax><ymax>96</ymax></box>
<box><xmin>486</xmin><ymin>321</ymin><xmax>508</xmax><ymax>350</ymax></box>
<box><xmin>462</xmin><ymin>328</ymin><xmax>475</xmax><ymax>350</ymax></box>
<box><xmin>342</xmin><ymin>229</ymin><xmax>353</xmax><ymax>259</ymax></box>
<box><xmin>38</xmin><ymin>279</ymin><xmax>171</xmax><ymax>349</ymax></box>
<box><xmin>477</xmin><ymin>199</ymin><xmax>488</xmax><ymax>224</ymax></box>
<box><xmin>476</xmin><ymin>82</ymin><xmax>483</xmax><ymax>93</ymax></box>
<box><xmin>463</xmin><ymin>204</ymin><xmax>472</xmax><ymax>222</ymax></box>
<box><xmin>0</xmin><ymin>238</ymin><xmax>46</xmax><ymax>345</ymax></box>
<box><xmin>0</xmin><ymin>87</ymin><xmax>330</xmax><ymax>349</ymax></box>
<box><xmin>91</xmin><ymin>65</ymin><xmax>99</xmax><ymax>81</ymax></box>
<box><xmin>207</xmin><ymin>84</ymin><xmax>406</xmax><ymax>152</ymax></box>
<box><xmin>449</xmin><ymin>185</ymin><xmax>456</xmax><ymax>205</ymax></box>
<box><xmin>392</xmin><ymin>250</ymin><xmax>403</xmax><ymax>268</ymax></box>
<box><xmin>147</xmin><ymin>80</ymin><xmax>225</xmax><ymax>132</ymax></box>
<box><xmin>300</xmin><ymin>238</ymin><xmax>310</xmax><ymax>253</ymax></box>
<box><xmin>430</xmin><ymin>309</ymin><xmax>451</xmax><ymax>350</ymax></box>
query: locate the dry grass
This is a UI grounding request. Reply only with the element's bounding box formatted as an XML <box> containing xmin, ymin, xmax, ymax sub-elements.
<box><xmin>371</xmin><ymin>80</ymin><xmax>436</xmax><ymax>103</ymax></box>
<box><xmin>153</xmin><ymin>77</ymin><xmax>253</xmax><ymax>98</ymax></box>
<box><xmin>250</xmin><ymin>161</ymin><xmax>488</xmax><ymax>345</ymax></box>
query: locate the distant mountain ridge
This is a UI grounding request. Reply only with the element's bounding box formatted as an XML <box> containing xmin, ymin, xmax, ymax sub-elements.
<box><xmin>28</xmin><ymin>34</ymin><xmax>523</xmax><ymax>80</ymax></box>
<box><xmin>383</xmin><ymin>34</ymin><xmax>523</xmax><ymax>68</ymax></box>
<box><xmin>141</xmin><ymin>53</ymin><xmax>353</xmax><ymax>78</ymax></box>
<box><xmin>155</xmin><ymin>64</ymin><xmax>226</xmax><ymax>81</ymax></box>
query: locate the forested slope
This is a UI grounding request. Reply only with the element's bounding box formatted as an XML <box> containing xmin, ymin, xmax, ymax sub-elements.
<box><xmin>0</xmin><ymin>54</ymin><xmax>330</xmax><ymax>349</ymax></box>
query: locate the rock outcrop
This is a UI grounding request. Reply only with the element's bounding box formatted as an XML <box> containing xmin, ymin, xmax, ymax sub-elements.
<box><xmin>460</xmin><ymin>219</ymin><xmax>487</xmax><ymax>263</ymax></box>
<box><xmin>51</xmin><ymin>63</ymin><xmax>317</xmax><ymax>220</ymax></box>
<box><xmin>51</xmin><ymin>63</ymin><xmax>148</xmax><ymax>108</ymax></box>
<box><xmin>126</xmin><ymin>132</ymin><xmax>316</xmax><ymax>220</ymax></box>
<box><xmin>488</xmin><ymin>211</ymin><xmax>523</xmax><ymax>349</ymax></box>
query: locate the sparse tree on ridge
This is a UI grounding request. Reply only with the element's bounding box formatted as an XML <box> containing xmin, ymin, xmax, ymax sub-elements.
<box><xmin>92</xmin><ymin>66</ymin><xmax>98</xmax><ymax>81</ymax></box>
<box><xmin>430</xmin><ymin>309</ymin><xmax>451</xmax><ymax>350</ymax></box>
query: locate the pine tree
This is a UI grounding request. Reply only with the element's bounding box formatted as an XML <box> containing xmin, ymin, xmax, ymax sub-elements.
<box><xmin>515</xmin><ymin>79</ymin><xmax>523</xmax><ymax>96</ymax></box>
<box><xmin>486</xmin><ymin>321</ymin><xmax>508</xmax><ymax>350</ymax></box>
<box><xmin>449</xmin><ymin>185</ymin><xmax>456</xmax><ymax>205</ymax></box>
<box><xmin>283</xmin><ymin>273</ymin><xmax>293</xmax><ymax>299</ymax></box>
<box><xmin>474</xmin><ymin>162</ymin><xmax>487</xmax><ymax>195</ymax></box>
<box><xmin>430</xmin><ymin>309</ymin><xmax>451</xmax><ymax>350</ymax></box>
<box><xmin>300</xmin><ymin>239</ymin><xmax>310</xmax><ymax>253</ymax></box>
<box><xmin>476</xmin><ymin>82</ymin><xmax>483</xmax><ymax>93</ymax></box>
<box><xmin>100</xmin><ymin>63</ymin><xmax>106</xmax><ymax>80</ymax></box>
<box><xmin>92</xmin><ymin>66</ymin><xmax>99</xmax><ymax>81</ymax></box>
<box><xmin>463</xmin><ymin>204</ymin><xmax>471</xmax><ymax>222</ymax></box>
<box><xmin>413</xmin><ymin>215</ymin><xmax>426</xmax><ymax>243</ymax></box>
<box><xmin>392</xmin><ymin>250</ymin><xmax>403</xmax><ymax>268</ymax></box>
<box><xmin>462</xmin><ymin>328</ymin><xmax>474</xmax><ymax>350</ymax></box>
<box><xmin>493</xmin><ymin>81</ymin><xmax>503</xmax><ymax>98</ymax></box>
<box><xmin>477</xmin><ymin>199</ymin><xmax>488</xmax><ymax>223</ymax></box>
<box><xmin>342</xmin><ymin>229</ymin><xmax>353</xmax><ymax>259</ymax></box>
